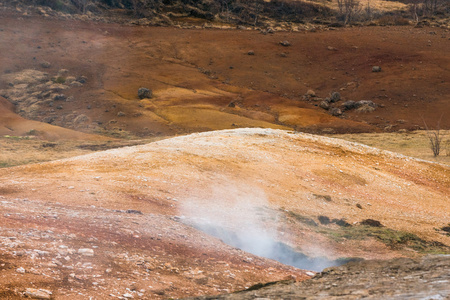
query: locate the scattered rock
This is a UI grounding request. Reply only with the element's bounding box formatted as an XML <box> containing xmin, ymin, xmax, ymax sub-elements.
<box><xmin>319</xmin><ymin>100</ymin><xmax>330</xmax><ymax>110</ymax></box>
<box><xmin>16</xmin><ymin>267</ymin><xmax>26</xmax><ymax>274</ymax></box>
<box><xmin>329</xmin><ymin>92</ymin><xmax>341</xmax><ymax>103</ymax></box>
<box><xmin>52</xmin><ymin>94</ymin><xmax>66</xmax><ymax>101</ymax></box>
<box><xmin>332</xmin><ymin>218</ymin><xmax>352</xmax><ymax>227</ymax></box>
<box><xmin>318</xmin><ymin>215</ymin><xmax>331</xmax><ymax>225</ymax></box>
<box><xmin>329</xmin><ymin>107</ymin><xmax>342</xmax><ymax>116</ymax></box>
<box><xmin>247</xmin><ymin>50</ymin><xmax>255</xmax><ymax>55</ymax></box>
<box><xmin>126</xmin><ymin>209</ymin><xmax>143</xmax><ymax>215</ymax></box>
<box><xmin>78</xmin><ymin>248</ymin><xmax>94</xmax><ymax>256</ymax></box>
<box><xmin>24</xmin><ymin>288</ymin><xmax>52</xmax><ymax>299</ymax></box>
<box><xmin>372</xmin><ymin>66</ymin><xmax>382</xmax><ymax>72</ymax></box>
<box><xmin>361</xmin><ymin>219</ymin><xmax>383</xmax><ymax>227</ymax></box>
<box><xmin>76</xmin><ymin>76</ymin><xmax>87</xmax><ymax>83</ymax></box>
<box><xmin>342</xmin><ymin>100</ymin><xmax>357</xmax><ymax>110</ymax></box>
<box><xmin>138</xmin><ymin>87</ymin><xmax>152</xmax><ymax>99</ymax></box>
<box><xmin>117</xmin><ymin>111</ymin><xmax>126</xmax><ymax>117</ymax></box>
<box><xmin>279</xmin><ymin>40</ymin><xmax>291</xmax><ymax>47</ymax></box>
<box><xmin>305</xmin><ymin>89</ymin><xmax>316</xmax><ymax>98</ymax></box>
<box><xmin>327</xmin><ymin>46</ymin><xmax>338</xmax><ymax>51</ymax></box>
<box><xmin>356</xmin><ymin>104</ymin><xmax>376</xmax><ymax>113</ymax></box>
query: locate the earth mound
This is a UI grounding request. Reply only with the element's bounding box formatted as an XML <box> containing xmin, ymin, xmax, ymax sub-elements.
<box><xmin>0</xmin><ymin>128</ymin><xmax>448</xmax><ymax>299</ymax></box>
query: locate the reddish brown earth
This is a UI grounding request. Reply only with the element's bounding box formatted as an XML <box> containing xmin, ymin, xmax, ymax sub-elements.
<box><xmin>0</xmin><ymin>7</ymin><xmax>449</xmax><ymax>300</ymax></box>
<box><xmin>0</xmin><ymin>128</ymin><xmax>449</xmax><ymax>299</ymax></box>
<box><xmin>0</xmin><ymin>11</ymin><xmax>449</xmax><ymax>140</ymax></box>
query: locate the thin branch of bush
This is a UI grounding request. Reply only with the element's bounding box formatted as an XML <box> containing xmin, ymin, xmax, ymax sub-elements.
<box><xmin>422</xmin><ymin>114</ymin><xmax>444</xmax><ymax>157</ymax></box>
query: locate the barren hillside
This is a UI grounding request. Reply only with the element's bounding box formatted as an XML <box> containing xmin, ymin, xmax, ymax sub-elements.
<box><xmin>1</xmin><ymin>11</ymin><xmax>449</xmax><ymax>141</ymax></box>
<box><xmin>0</xmin><ymin>128</ymin><xmax>448</xmax><ymax>299</ymax></box>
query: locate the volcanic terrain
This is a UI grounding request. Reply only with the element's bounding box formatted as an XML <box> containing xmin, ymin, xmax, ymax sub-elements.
<box><xmin>0</xmin><ymin>2</ymin><xmax>450</xmax><ymax>299</ymax></box>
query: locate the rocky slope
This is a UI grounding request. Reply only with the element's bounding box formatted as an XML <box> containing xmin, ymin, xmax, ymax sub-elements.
<box><xmin>187</xmin><ymin>255</ymin><xmax>450</xmax><ymax>299</ymax></box>
<box><xmin>0</xmin><ymin>128</ymin><xmax>448</xmax><ymax>298</ymax></box>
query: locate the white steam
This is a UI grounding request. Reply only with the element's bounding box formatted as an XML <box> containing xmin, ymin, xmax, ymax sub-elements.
<box><xmin>179</xmin><ymin>178</ymin><xmax>340</xmax><ymax>272</ymax></box>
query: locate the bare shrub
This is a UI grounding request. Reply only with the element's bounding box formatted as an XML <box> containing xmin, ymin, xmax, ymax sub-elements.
<box><xmin>337</xmin><ymin>0</ymin><xmax>362</xmax><ymax>24</ymax></box>
<box><xmin>422</xmin><ymin>115</ymin><xmax>444</xmax><ymax>157</ymax></box>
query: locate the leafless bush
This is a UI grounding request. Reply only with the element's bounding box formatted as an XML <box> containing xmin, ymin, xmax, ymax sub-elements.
<box><xmin>337</xmin><ymin>0</ymin><xmax>362</xmax><ymax>24</ymax></box>
<box><xmin>422</xmin><ymin>115</ymin><xmax>444</xmax><ymax>157</ymax></box>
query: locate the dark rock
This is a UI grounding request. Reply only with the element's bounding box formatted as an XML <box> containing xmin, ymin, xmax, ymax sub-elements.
<box><xmin>332</xmin><ymin>218</ymin><xmax>351</xmax><ymax>227</ymax></box>
<box><xmin>138</xmin><ymin>87</ymin><xmax>152</xmax><ymax>99</ymax></box>
<box><xmin>329</xmin><ymin>107</ymin><xmax>342</xmax><ymax>116</ymax></box>
<box><xmin>329</xmin><ymin>92</ymin><xmax>341</xmax><ymax>103</ymax></box>
<box><xmin>76</xmin><ymin>76</ymin><xmax>87</xmax><ymax>83</ymax></box>
<box><xmin>372</xmin><ymin>66</ymin><xmax>382</xmax><ymax>72</ymax></box>
<box><xmin>342</xmin><ymin>100</ymin><xmax>357</xmax><ymax>110</ymax></box>
<box><xmin>53</xmin><ymin>94</ymin><xmax>66</xmax><ymax>101</ymax></box>
<box><xmin>361</xmin><ymin>219</ymin><xmax>383</xmax><ymax>227</ymax></box>
<box><xmin>279</xmin><ymin>40</ymin><xmax>291</xmax><ymax>47</ymax></box>
<box><xmin>126</xmin><ymin>209</ymin><xmax>143</xmax><ymax>215</ymax></box>
<box><xmin>247</xmin><ymin>50</ymin><xmax>255</xmax><ymax>55</ymax></box>
<box><xmin>318</xmin><ymin>215</ymin><xmax>331</xmax><ymax>225</ymax></box>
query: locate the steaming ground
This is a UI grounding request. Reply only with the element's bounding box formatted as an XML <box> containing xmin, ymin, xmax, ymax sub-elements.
<box><xmin>0</xmin><ymin>128</ymin><xmax>449</xmax><ymax>298</ymax></box>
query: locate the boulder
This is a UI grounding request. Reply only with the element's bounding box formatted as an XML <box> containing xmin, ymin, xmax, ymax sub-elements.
<box><xmin>329</xmin><ymin>92</ymin><xmax>341</xmax><ymax>103</ymax></box>
<box><xmin>138</xmin><ymin>87</ymin><xmax>152</xmax><ymax>99</ymax></box>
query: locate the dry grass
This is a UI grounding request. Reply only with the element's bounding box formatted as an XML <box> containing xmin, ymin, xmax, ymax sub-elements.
<box><xmin>329</xmin><ymin>130</ymin><xmax>450</xmax><ymax>165</ymax></box>
<box><xmin>2</xmin><ymin>130</ymin><xmax>449</xmax><ymax>168</ymax></box>
<box><xmin>0</xmin><ymin>136</ymin><xmax>160</xmax><ymax>168</ymax></box>
<box><xmin>308</xmin><ymin>0</ymin><xmax>407</xmax><ymax>13</ymax></box>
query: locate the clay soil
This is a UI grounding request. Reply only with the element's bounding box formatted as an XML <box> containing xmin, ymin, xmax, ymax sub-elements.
<box><xmin>0</xmin><ymin>7</ymin><xmax>449</xmax><ymax>300</ymax></box>
<box><xmin>0</xmin><ymin>10</ymin><xmax>449</xmax><ymax>139</ymax></box>
<box><xmin>0</xmin><ymin>128</ymin><xmax>449</xmax><ymax>299</ymax></box>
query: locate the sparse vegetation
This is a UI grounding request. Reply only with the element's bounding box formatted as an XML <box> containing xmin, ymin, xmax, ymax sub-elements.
<box><xmin>329</xmin><ymin>131</ymin><xmax>450</xmax><ymax>165</ymax></box>
<box><xmin>0</xmin><ymin>136</ymin><xmax>158</xmax><ymax>168</ymax></box>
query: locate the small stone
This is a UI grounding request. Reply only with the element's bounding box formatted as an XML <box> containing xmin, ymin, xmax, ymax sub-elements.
<box><xmin>372</xmin><ymin>66</ymin><xmax>382</xmax><ymax>72</ymax></box>
<box><xmin>305</xmin><ymin>89</ymin><xmax>316</xmax><ymax>97</ymax></box>
<box><xmin>123</xmin><ymin>293</ymin><xmax>134</xmax><ymax>298</ymax></box>
<box><xmin>319</xmin><ymin>100</ymin><xmax>330</xmax><ymax>110</ymax></box>
<box><xmin>24</xmin><ymin>288</ymin><xmax>52</xmax><ymax>299</ymax></box>
<box><xmin>16</xmin><ymin>267</ymin><xmax>26</xmax><ymax>274</ymax></box>
<box><xmin>77</xmin><ymin>248</ymin><xmax>94</xmax><ymax>256</ymax></box>
<box><xmin>247</xmin><ymin>50</ymin><xmax>255</xmax><ymax>55</ymax></box>
<box><xmin>126</xmin><ymin>209</ymin><xmax>143</xmax><ymax>215</ymax></box>
<box><xmin>279</xmin><ymin>40</ymin><xmax>291</xmax><ymax>47</ymax></box>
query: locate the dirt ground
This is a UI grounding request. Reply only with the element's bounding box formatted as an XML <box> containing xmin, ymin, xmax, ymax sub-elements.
<box><xmin>0</xmin><ymin>6</ymin><xmax>449</xmax><ymax>300</ymax></box>
<box><xmin>0</xmin><ymin>10</ymin><xmax>449</xmax><ymax>140</ymax></box>
<box><xmin>0</xmin><ymin>128</ymin><xmax>448</xmax><ymax>299</ymax></box>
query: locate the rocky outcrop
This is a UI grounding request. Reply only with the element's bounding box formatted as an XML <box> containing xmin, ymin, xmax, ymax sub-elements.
<box><xmin>186</xmin><ymin>255</ymin><xmax>450</xmax><ymax>299</ymax></box>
